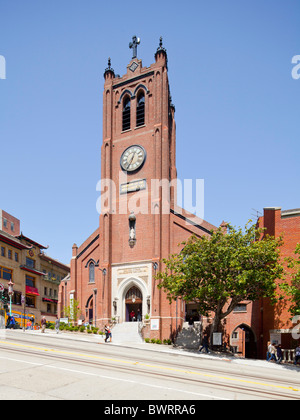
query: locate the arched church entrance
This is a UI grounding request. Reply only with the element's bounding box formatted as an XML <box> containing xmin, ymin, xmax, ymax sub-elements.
<box><xmin>125</xmin><ymin>286</ymin><xmax>143</xmax><ymax>322</ymax></box>
<box><xmin>86</xmin><ymin>295</ymin><xmax>93</xmax><ymax>324</ymax></box>
<box><xmin>115</xmin><ymin>275</ymin><xmax>149</xmax><ymax>324</ymax></box>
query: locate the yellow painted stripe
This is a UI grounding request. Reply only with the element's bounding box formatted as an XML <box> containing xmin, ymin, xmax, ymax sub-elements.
<box><xmin>0</xmin><ymin>340</ymin><xmax>299</xmax><ymax>393</ymax></box>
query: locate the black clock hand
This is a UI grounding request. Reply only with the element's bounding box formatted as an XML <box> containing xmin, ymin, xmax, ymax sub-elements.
<box><xmin>126</xmin><ymin>153</ymin><xmax>135</xmax><ymax>170</ymax></box>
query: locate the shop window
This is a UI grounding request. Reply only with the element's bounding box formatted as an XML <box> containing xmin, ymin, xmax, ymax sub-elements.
<box><xmin>26</xmin><ymin>295</ymin><xmax>35</xmax><ymax>308</ymax></box>
<box><xmin>25</xmin><ymin>275</ymin><xmax>35</xmax><ymax>288</ymax></box>
<box><xmin>26</xmin><ymin>257</ymin><xmax>35</xmax><ymax>269</ymax></box>
<box><xmin>0</xmin><ymin>266</ymin><xmax>12</xmax><ymax>281</ymax></box>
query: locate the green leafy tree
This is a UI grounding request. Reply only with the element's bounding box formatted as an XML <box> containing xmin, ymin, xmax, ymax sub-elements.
<box><xmin>157</xmin><ymin>222</ymin><xmax>284</xmax><ymax>343</ymax></box>
<box><xmin>284</xmin><ymin>244</ymin><xmax>300</xmax><ymax>317</ymax></box>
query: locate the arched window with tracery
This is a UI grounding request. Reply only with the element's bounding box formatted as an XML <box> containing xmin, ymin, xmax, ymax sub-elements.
<box><xmin>122</xmin><ymin>96</ymin><xmax>131</xmax><ymax>131</ymax></box>
<box><xmin>136</xmin><ymin>91</ymin><xmax>145</xmax><ymax>127</ymax></box>
<box><xmin>125</xmin><ymin>286</ymin><xmax>142</xmax><ymax>303</ymax></box>
<box><xmin>89</xmin><ymin>262</ymin><xmax>95</xmax><ymax>284</ymax></box>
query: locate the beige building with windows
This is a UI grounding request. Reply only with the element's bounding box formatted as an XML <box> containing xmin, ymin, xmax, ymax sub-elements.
<box><xmin>0</xmin><ymin>210</ymin><xmax>69</xmax><ymax>326</ymax></box>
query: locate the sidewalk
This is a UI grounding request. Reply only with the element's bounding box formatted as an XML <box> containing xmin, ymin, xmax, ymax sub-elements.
<box><xmin>8</xmin><ymin>329</ymin><xmax>300</xmax><ymax>373</ymax></box>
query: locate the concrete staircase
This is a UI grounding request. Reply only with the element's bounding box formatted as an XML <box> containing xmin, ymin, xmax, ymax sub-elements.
<box><xmin>111</xmin><ymin>322</ymin><xmax>144</xmax><ymax>344</ymax></box>
<box><xmin>175</xmin><ymin>322</ymin><xmax>201</xmax><ymax>350</ymax></box>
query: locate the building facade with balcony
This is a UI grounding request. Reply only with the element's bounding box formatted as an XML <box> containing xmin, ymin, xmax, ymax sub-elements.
<box><xmin>0</xmin><ymin>210</ymin><xmax>70</xmax><ymax>326</ymax></box>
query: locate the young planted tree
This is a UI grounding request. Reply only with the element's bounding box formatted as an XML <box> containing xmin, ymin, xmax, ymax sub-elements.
<box><xmin>64</xmin><ymin>299</ymin><xmax>81</xmax><ymax>325</ymax></box>
<box><xmin>157</xmin><ymin>222</ymin><xmax>284</xmax><ymax>344</ymax></box>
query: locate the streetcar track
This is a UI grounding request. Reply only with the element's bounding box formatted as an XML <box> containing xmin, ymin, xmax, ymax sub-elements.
<box><xmin>0</xmin><ymin>342</ymin><xmax>299</xmax><ymax>400</ymax></box>
<box><xmin>2</xmin><ymin>335</ymin><xmax>300</xmax><ymax>391</ymax></box>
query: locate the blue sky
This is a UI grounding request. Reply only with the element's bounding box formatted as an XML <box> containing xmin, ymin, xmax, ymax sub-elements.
<box><xmin>0</xmin><ymin>0</ymin><xmax>299</xmax><ymax>264</ymax></box>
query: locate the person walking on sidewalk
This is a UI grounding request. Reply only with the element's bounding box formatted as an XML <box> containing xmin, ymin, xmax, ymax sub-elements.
<box><xmin>267</xmin><ymin>343</ymin><xmax>277</xmax><ymax>362</ymax></box>
<box><xmin>137</xmin><ymin>309</ymin><xmax>142</xmax><ymax>322</ymax></box>
<box><xmin>130</xmin><ymin>311</ymin><xmax>136</xmax><ymax>322</ymax></box>
<box><xmin>104</xmin><ymin>325</ymin><xmax>109</xmax><ymax>342</ymax></box>
<box><xmin>199</xmin><ymin>334</ymin><xmax>210</xmax><ymax>354</ymax></box>
<box><xmin>55</xmin><ymin>317</ymin><xmax>60</xmax><ymax>334</ymax></box>
<box><xmin>104</xmin><ymin>325</ymin><xmax>112</xmax><ymax>343</ymax></box>
<box><xmin>188</xmin><ymin>317</ymin><xmax>194</xmax><ymax>331</ymax></box>
<box><xmin>41</xmin><ymin>316</ymin><xmax>47</xmax><ymax>333</ymax></box>
<box><xmin>276</xmin><ymin>345</ymin><xmax>283</xmax><ymax>364</ymax></box>
<box><xmin>294</xmin><ymin>345</ymin><xmax>300</xmax><ymax>366</ymax></box>
<box><xmin>266</xmin><ymin>341</ymin><xmax>271</xmax><ymax>361</ymax></box>
<box><xmin>8</xmin><ymin>316</ymin><xmax>15</xmax><ymax>330</ymax></box>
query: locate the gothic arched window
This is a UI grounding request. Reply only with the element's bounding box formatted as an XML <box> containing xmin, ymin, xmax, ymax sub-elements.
<box><xmin>136</xmin><ymin>92</ymin><xmax>145</xmax><ymax>127</ymax></box>
<box><xmin>122</xmin><ymin>96</ymin><xmax>131</xmax><ymax>131</ymax></box>
<box><xmin>125</xmin><ymin>286</ymin><xmax>143</xmax><ymax>302</ymax></box>
<box><xmin>89</xmin><ymin>262</ymin><xmax>95</xmax><ymax>284</ymax></box>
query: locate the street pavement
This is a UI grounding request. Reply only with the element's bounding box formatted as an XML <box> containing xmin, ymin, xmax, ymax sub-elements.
<box><xmin>9</xmin><ymin>328</ymin><xmax>300</xmax><ymax>373</ymax></box>
<box><xmin>0</xmin><ymin>329</ymin><xmax>299</xmax><ymax>401</ymax></box>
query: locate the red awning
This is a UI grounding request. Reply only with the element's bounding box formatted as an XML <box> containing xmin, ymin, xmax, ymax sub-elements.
<box><xmin>26</xmin><ymin>286</ymin><xmax>40</xmax><ymax>296</ymax></box>
<box><xmin>42</xmin><ymin>298</ymin><xmax>57</xmax><ymax>303</ymax></box>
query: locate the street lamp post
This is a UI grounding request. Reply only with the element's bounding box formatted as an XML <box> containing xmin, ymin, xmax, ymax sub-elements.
<box><xmin>93</xmin><ymin>288</ymin><xmax>97</xmax><ymax>328</ymax></box>
<box><xmin>64</xmin><ymin>281</ymin><xmax>68</xmax><ymax>318</ymax></box>
<box><xmin>99</xmin><ymin>268</ymin><xmax>107</xmax><ymax>298</ymax></box>
<box><xmin>7</xmin><ymin>280</ymin><xmax>14</xmax><ymax>317</ymax></box>
<box><xmin>99</xmin><ymin>268</ymin><xmax>107</xmax><ymax>326</ymax></box>
<box><xmin>22</xmin><ymin>294</ymin><xmax>26</xmax><ymax>331</ymax></box>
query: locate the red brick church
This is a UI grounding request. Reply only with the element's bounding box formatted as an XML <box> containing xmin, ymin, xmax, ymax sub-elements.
<box><xmin>58</xmin><ymin>37</ymin><xmax>217</xmax><ymax>340</ymax></box>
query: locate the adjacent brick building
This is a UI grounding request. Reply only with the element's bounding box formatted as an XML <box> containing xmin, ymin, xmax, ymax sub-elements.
<box><xmin>222</xmin><ymin>207</ymin><xmax>300</xmax><ymax>358</ymax></box>
<box><xmin>257</xmin><ymin>207</ymin><xmax>300</xmax><ymax>352</ymax></box>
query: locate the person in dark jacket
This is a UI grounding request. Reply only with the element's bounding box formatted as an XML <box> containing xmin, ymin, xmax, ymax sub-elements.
<box><xmin>294</xmin><ymin>345</ymin><xmax>300</xmax><ymax>366</ymax></box>
<box><xmin>199</xmin><ymin>335</ymin><xmax>210</xmax><ymax>354</ymax></box>
<box><xmin>6</xmin><ymin>315</ymin><xmax>11</xmax><ymax>329</ymax></box>
<box><xmin>276</xmin><ymin>345</ymin><xmax>283</xmax><ymax>364</ymax></box>
<box><xmin>9</xmin><ymin>316</ymin><xmax>16</xmax><ymax>329</ymax></box>
<box><xmin>104</xmin><ymin>325</ymin><xmax>112</xmax><ymax>343</ymax></box>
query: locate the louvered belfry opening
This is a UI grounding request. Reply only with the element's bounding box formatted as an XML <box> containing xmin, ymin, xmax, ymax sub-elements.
<box><xmin>122</xmin><ymin>96</ymin><xmax>131</xmax><ymax>131</ymax></box>
<box><xmin>136</xmin><ymin>92</ymin><xmax>145</xmax><ymax>127</ymax></box>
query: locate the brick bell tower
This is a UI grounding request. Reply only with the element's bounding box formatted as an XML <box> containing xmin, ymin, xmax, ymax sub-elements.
<box><xmin>98</xmin><ymin>36</ymin><xmax>180</xmax><ymax>339</ymax></box>
<box><xmin>60</xmin><ymin>36</ymin><xmax>215</xmax><ymax>338</ymax></box>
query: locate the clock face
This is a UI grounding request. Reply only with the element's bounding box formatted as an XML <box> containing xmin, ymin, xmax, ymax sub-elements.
<box><xmin>120</xmin><ymin>145</ymin><xmax>146</xmax><ymax>172</ymax></box>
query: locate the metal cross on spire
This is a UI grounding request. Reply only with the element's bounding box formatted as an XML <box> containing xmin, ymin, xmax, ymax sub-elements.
<box><xmin>129</xmin><ymin>35</ymin><xmax>141</xmax><ymax>59</ymax></box>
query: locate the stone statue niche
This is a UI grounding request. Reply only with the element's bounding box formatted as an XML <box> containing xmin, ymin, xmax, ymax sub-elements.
<box><xmin>128</xmin><ymin>212</ymin><xmax>136</xmax><ymax>248</ymax></box>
